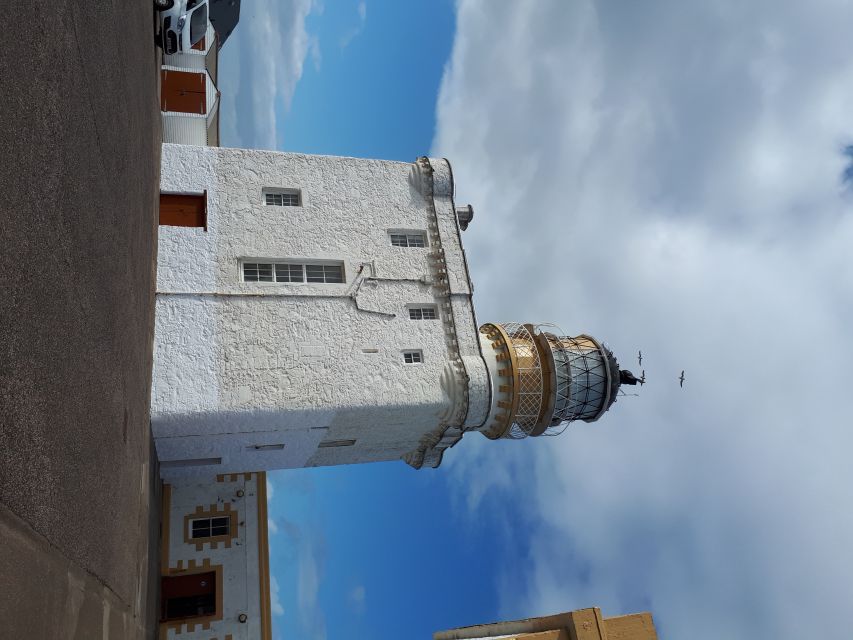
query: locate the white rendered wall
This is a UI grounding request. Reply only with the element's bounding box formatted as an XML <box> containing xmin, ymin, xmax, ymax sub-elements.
<box><xmin>163</xmin><ymin>473</ymin><xmax>266</xmax><ymax>639</ymax></box>
<box><xmin>163</xmin><ymin>50</ymin><xmax>206</xmax><ymax>70</ymax></box>
<box><xmin>162</xmin><ymin>113</ymin><xmax>208</xmax><ymax>146</ymax></box>
<box><xmin>153</xmin><ymin>145</ymin><xmax>490</xmax><ymax>476</ymax></box>
<box><xmin>478</xmin><ymin>331</ymin><xmax>510</xmax><ymax>431</ymax></box>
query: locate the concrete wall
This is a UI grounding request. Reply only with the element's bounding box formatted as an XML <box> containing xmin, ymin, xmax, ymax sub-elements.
<box><xmin>153</xmin><ymin>145</ymin><xmax>490</xmax><ymax>477</ymax></box>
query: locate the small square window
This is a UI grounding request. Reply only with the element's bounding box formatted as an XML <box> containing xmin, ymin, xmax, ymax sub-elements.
<box><xmin>264</xmin><ymin>189</ymin><xmax>300</xmax><ymax>206</ymax></box>
<box><xmin>390</xmin><ymin>233</ymin><xmax>427</xmax><ymax>248</ymax></box>
<box><xmin>409</xmin><ymin>307</ymin><xmax>437</xmax><ymax>320</ymax></box>
<box><xmin>403</xmin><ymin>350</ymin><xmax>423</xmax><ymax>364</ymax></box>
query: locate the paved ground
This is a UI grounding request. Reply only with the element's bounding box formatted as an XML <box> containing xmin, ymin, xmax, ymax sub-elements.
<box><xmin>0</xmin><ymin>0</ymin><xmax>162</xmax><ymax>637</ymax></box>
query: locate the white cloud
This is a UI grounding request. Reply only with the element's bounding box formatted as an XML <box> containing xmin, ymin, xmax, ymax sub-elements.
<box><xmin>270</xmin><ymin>575</ymin><xmax>285</xmax><ymax>616</ymax></box>
<box><xmin>267</xmin><ymin>477</ymin><xmax>275</xmax><ymax>501</ymax></box>
<box><xmin>347</xmin><ymin>584</ymin><xmax>366</xmax><ymax>615</ymax></box>
<box><xmin>268</xmin><ymin>518</ymin><xmax>279</xmax><ymax>535</ymax></box>
<box><xmin>434</xmin><ymin>2</ymin><xmax>853</xmax><ymax>638</ymax></box>
<box><xmin>340</xmin><ymin>1</ymin><xmax>367</xmax><ymax>50</ymax></box>
<box><xmin>276</xmin><ymin>517</ymin><xmax>327</xmax><ymax>640</ymax></box>
<box><xmin>296</xmin><ymin>537</ymin><xmax>326</xmax><ymax>640</ymax></box>
<box><xmin>219</xmin><ymin>0</ymin><xmax>320</xmax><ymax>149</ymax></box>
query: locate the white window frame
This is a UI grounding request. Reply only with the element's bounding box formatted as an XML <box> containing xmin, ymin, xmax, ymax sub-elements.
<box><xmin>408</xmin><ymin>305</ymin><xmax>438</xmax><ymax>320</ymax></box>
<box><xmin>262</xmin><ymin>187</ymin><xmax>302</xmax><ymax>207</ymax></box>
<box><xmin>242</xmin><ymin>260</ymin><xmax>345</xmax><ymax>284</ymax></box>
<box><xmin>189</xmin><ymin>516</ymin><xmax>231</xmax><ymax>539</ymax></box>
<box><xmin>403</xmin><ymin>350</ymin><xmax>423</xmax><ymax>364</ymax></box>
<box><xmin>389</xmin><ymin>231</ymin><xmax>428</xmax><ymax>248</ymax></box>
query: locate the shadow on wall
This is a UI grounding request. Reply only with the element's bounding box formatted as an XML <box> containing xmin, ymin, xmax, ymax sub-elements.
<box><xmin>152</xmin><ymin>402</ymin><xmax>454</xmax><ymax>479</ymax></box>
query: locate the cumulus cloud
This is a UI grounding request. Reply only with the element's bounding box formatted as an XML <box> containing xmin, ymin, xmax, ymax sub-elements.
<box><xmin>434</xmin><ymin>2</ymin><xmax>853</xmax><ymax>638</ymax></box>
<box><xmin>219</xmin><ymin>0</ymin><xmax>320</xmax><ymax>149</ymax></box>
<box><xmin>277</xmin><ymin>517</ymin><xmax>327</xmax><ymax>640</ymax></box>
<box><xmin>340</xmin><ymin>1</ymin><xmax>367</xmax><ymax>50</ymax></box>
<box><xmin>297</xmin><ymin>539</ymin><xmax>326</xmax><ymax>640</ymax></box>
<box><xmin>347</xmin><ymin>584</ymin><xmax>367</xmax><ymax>615</ymax></box>
<box><xmin>270</xmin><ymin>575</ymin><xmax>285</xmax><ymax>616</ymax></box>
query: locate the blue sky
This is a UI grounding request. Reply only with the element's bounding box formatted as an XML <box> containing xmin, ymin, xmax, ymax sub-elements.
<box><xmin>221</xmin><ymin>0</ymin><xmax>455</xmax><ymax>161</ymax></box>
<box><xmin>281</xmin><ymin>0</ymin><xmax>455</xmax><ymax>161</ymax></box>
<box><xmin>219</xmin><ymin>2</ymin><xmax>853</xmax><ymax>638</ymax></box>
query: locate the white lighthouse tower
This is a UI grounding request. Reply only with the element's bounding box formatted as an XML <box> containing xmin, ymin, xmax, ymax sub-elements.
<box><xmin>152</xmin><ymin>145</ymin><xmax>634</xmax><ymax>479</ymax></box>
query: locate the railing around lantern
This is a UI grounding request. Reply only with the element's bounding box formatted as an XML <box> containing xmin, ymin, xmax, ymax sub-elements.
<box><xmin>499</xmin><ymin>322</ymin><xmax>544</xmax><ymax>440</ymax></box>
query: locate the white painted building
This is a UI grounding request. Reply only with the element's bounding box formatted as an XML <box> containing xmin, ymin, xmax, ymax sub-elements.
<box><xmin>161</xmin><ymin>24</ymin><xmax>221</xmax><ymax>147</ymax></box>
<box><xmin>153</xmin><ymin>144</ymin><xmax>637</xmax><ymax>479</ymax></box>
<box><xmin>160</xmin><ymin>471</ymin><xmax>271</xmax><ymax>640</ymax></box>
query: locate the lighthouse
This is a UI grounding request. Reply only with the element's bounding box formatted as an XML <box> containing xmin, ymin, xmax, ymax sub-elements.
<box><xmin>152</xmin><ymin>145</ymin><xmax>632</xmax><ymax>479</ymax></box>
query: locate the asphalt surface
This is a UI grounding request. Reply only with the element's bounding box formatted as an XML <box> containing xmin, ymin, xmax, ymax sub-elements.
<box><xmin>0</xmin><ymin>0</ymin><xmax>162</xmax><ymax>637</ymax></box>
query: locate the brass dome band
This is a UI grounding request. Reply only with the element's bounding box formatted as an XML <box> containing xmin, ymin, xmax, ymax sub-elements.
<box><xmin>479</xmin><ymin>323</ymin><xmax>519</xmax><ymax>439</ymax></box>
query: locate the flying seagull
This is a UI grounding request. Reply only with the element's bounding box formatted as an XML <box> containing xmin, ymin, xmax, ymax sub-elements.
<box><xmin>640</xmin><ymin>370</ymin><xmax>646</xmax><ymax>385</ymax></box>
<box><xmin>679</xmin><ymin>370</ymin><xmax>685</xmax><ymax>388</ymax></box>
<box><xmin>638</xmin><ymin>350</ymin><xmax>643</xmax><ymax>366</ymax></box>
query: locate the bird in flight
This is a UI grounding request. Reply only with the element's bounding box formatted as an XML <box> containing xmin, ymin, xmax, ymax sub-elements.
<box><xmin>679</xmin><ymin>370</ymin><xmax>685</xmax><ymax>387</ymax></box>
<box><xmin>638</xmin><ymin>350</ymin><xmax>643</xmax><ymax>366</ymax></box>
<box><xmin>640</xmin><ymin>370</ymin><xmax>646</xmax><ymax>385</ymax></box>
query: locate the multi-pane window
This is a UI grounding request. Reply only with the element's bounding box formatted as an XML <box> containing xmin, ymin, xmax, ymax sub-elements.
<box><xmin>243</xmin><ymin>262</ymin><xmax>344</xmax><ymax>284</ymax></box>
<box><xmin>243</xmin><ymin>263</ymin><xmax>274</xmax><ymax>282</ymax></box>
<box><xmin>390</xmin><ymin>233</ymin><xmax>426</xmax><ymax>248</ymax></box>
<box><xmin>264</xmin><ymin>191</ymin><xmax>300</xmax><ymax>207</ymax></box>
<box><xmin>403</xmin><ymin>350</ymin><xmax>423</xmax><ymax>364</ymax></box>
<box><xmin>275</xmin><ymin>263</ymin><xmax>303</xmax><ymax>282</ymax></box>
<box><xmin>409</xmin><ymin>307</ymin><xmax>437</xmax><ymax>320</ymax></box>
<box><xmin>190</xmin><ymin>516</ymin><xmax>230</xmax><ymax>539</ymax></box>
<box><xmin>306</xmin><ymin>264</ymin><xmax>344</xmax><ymax>283</ymax></box>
